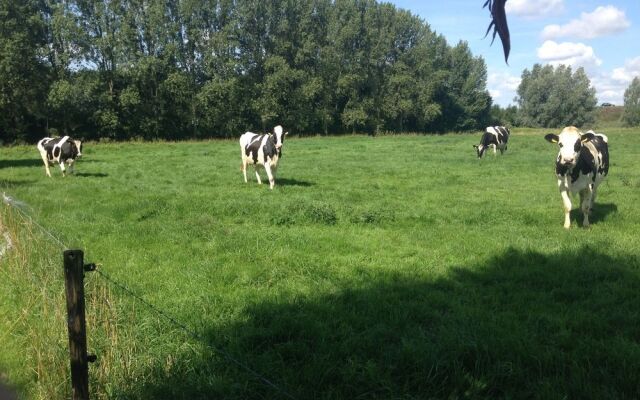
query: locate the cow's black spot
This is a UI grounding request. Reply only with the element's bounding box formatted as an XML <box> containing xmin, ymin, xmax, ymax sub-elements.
<box><xmin>591</xmin><ymin>136</ymin><xmax>610</xmax><ymax>176</ymax></box>
<box><xmin>262</xmin><ymin>136</ymin><xmax>278</xmax><ymax>160</ymax></box>
<box><xmin>573</xmin><ymin>139</ymin><xmax>581</xmax><ymax>153</ymax></box>
<box><xmin>245</xmin><ymin>134</ymin><xmax>267</xmax><ymax>163</ymax></box>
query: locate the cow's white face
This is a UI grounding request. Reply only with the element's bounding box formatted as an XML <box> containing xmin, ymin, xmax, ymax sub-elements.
<box><xmin>73</xmin><ymin>140</ymin><xmax>83</xmax><ymax>158</ymax></box>
<box><xmin>273</xmin><ymin>125</ymin><xmax>288</xmax><ymax>150</ymax></box>
<box><xmin>472</xmin><ymin>144</ymin><xmax>486</xmax><ymax>158</ymax></box>
<box><xmin>545</xmin><ymin>126</ymin><xmax>594</xmax><ymax>169</ymax></box>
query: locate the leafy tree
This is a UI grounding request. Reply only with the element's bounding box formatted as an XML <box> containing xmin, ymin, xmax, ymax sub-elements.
<box><xmin>489</xmin><ymin>104</ymin><xmax>519</xmax><ymax>127</ymax></box>
<box><xmin>516</xmin><ymin>64</ymin><xmax>597</xmax><ymax>128</ymax></box>
<box><xmin>622</xmin><ymin>77</ymin><xmax>640</xmax><ymax>127</ymax></box>
<box><xmin>2</xmin><ymin>0</ymin><xmax>501</xmax><ymax>142</ymax></box>
<box><xmin>0</xmin><ymin>0</ymin><xmax>48</xmax><ymax>143</ymax></box>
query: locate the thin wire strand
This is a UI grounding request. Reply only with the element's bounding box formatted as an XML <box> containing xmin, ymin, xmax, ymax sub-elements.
<box><xmin>3</xmin><ymin>193</ymin><xmax>67</xmax><ymax>249</ymax></box>
<box><xmin>2</xmin><ymin>192</ymin><xmax>297</xmax><ymax>400</ymax></box>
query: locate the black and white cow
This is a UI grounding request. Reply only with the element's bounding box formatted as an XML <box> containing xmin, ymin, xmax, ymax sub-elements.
<box><xmin>37</xmin><ymin>136</ymin><xmax>83</xmax><ymax>177</ymax></box>
<box><xmin>240</xmin><ymin>125</ymin><xmax>288</xmax><ymax>189</ymax></box>
<box><xmin>473</xmin><ymin>126</ymin><xmax>510</xmax><ymax>158</ymax></box>
<box><xmin>544</xmin><ymin>126</ymin><xmax>609</xmax><ymax>229</ymax></box>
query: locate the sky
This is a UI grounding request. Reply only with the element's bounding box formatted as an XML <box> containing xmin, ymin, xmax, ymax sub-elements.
<box><xmin>386</xmin><ymin>0</ymin><xmax>640</xmax><ymax>107</ymax></box>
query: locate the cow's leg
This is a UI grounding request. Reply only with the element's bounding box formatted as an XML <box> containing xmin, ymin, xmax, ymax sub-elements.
<box><xmin>254</xmin><ymin>165</ymin><xmax>262</xmax><ymax>184</ymax></box>
<box><xmin>59</xmin><ymin>161</ymin><xmax>66</xmax><ymax>177</ymax></box>
<box><xmin>579</xmin><ymin>186</ymin><xmax>593</xmax><ymax>227</ymax></box>
<box><xmin>39</xmin><ymin>152</ymin><xmax>52</xmax><ymax>177</ymax></box>
<box><xmin>68</xmin><ymin>160</ymin><xmax>75</xmax><ymax>175</ymax></box>
<box><xmin>492</xmin><ymin>144</ymin><xmax>497</xmax><ymax>156</ymax></box>
<box><xmin>242</xmin><ymin>159</ymin><xmax>248</xmax><ymax>183</ymax></box>
<box><xmin>264</xmin><ymin>163</ymin><xmax>275</xmax><ymax>189</ymax></box>
<box><xmin>590</xmin><ymin>183</ymin><xmax>597</xmax><ymax>209</ymax></box>
<box><xmin>559</xmin><ymin>189</ymin><xmax>572</xmax><ymax>229</ymax></box>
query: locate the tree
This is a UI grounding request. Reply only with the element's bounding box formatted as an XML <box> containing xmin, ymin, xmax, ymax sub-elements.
<box><xmin>516</xmin><ymin>64</ymin><xmax>597</xmax><ymax>128</ymax></box>
<box><xmin>2</xmin><ymin>0</ymin><xmax>499</xmax><ymax>142</ymax></box>
<box><xmin>622</xmin><ymin>77</ymin><xmax>640</xmax><ymax>127</ymax></box>
<box><xmin>489</xmin><ymin>104</ymin><xmax>519</xmax><ymax>127</ymax></box>
<box><xmin>0</xmin><ymin>0</ymin><xmax>49</xmax><ymax>143</ymax></box>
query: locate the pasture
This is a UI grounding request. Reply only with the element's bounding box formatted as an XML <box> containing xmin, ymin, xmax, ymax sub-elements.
<box><xmin>1</xmin><ymin>130</ymin><xmax>640</xmax><ymax>399</ymax></box>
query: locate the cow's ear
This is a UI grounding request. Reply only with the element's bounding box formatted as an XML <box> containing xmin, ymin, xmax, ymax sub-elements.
<box><xmin>581</xmin><ymin>132</ymin><xmax>596</xmax><ymax>143</ymax></box>
<box><xmin>545</xmin><ymin>134</ymin><xmax>559</xmax><ymax>143</ymax></box>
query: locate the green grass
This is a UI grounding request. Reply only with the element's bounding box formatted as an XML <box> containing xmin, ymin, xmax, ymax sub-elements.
<box><xmin>1</xmin><ymin>129</ymin><xmax>640</xmax><ymax>399</ymax></box>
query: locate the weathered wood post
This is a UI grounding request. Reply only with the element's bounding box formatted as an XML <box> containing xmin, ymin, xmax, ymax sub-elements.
<box><xmin>64</xmin><ymin>249</ymin><xmax>91</xmax><ymax>400</ymax></box>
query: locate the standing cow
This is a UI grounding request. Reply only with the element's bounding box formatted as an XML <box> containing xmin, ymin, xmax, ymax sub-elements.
<box><xmin>544</xmin><ymin>126</ymin><xmax>609</xmax><ymax>228</ymax></box>
<box><xmin>240</xmin><ymin>125</ymin><xmax>288</xmax><ymax>190</ymax></box>
<box><xmin>473</xmin><ymin>126</ymin><xmax>510</xmax><ymax>158</ymax></box>
<box><xmin>36</xmin><ymin>136</ymin><xmax>83</xmax><ymax>177</ymax></box>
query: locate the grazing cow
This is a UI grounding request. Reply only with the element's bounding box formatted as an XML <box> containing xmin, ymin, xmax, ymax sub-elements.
<box><xmin>473</xmin><ymin>126</ymin><xmax>510</xmax><ymax>158</ymax></box>
<box><xmin>36</xmin><ymin>136</ymin><xmax>83</xmax><ymax>177</ymax></box>
<box><xmin>240</xmin><ymin>125</ymin><xmax>288</xmax><ymax>189</ymax></box>
<box><xmin>544</xmin><ymin>126</ymin><xmax>609</xmax><ymax>229</ymax></box>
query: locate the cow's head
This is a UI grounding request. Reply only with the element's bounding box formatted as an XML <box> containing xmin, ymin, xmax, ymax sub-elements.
<box><xmin>73</xmin><ymin>139</ymin><xmax>83</xmax><ymax>158</ymax></box>
<box><xmin>545</xmin><ymin>126</ymin><xmax>595</xmax><ymax>169</ymax></box>
<box><xmin>272</xmin><ymin>125</ymin><xmax>288</xmax><ymax>151</ymax></box>
<box><xmin>472</xmin><ymin>143</ymin><xmax>486</xmax><ymax>158</ymax></box>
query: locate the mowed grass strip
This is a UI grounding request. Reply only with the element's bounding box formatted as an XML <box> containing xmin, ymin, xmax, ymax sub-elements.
<box><xmin>1</xmin><ymin>130</ymin><xmax>640</xmax><ymax>399</ymax></box>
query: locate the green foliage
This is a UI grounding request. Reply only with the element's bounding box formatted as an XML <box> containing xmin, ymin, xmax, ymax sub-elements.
<box><xmin>1</xmin><ymin>0</ymin><xmax>498</xmax><ymax>142</ymax></box>
<box><xmin>2</xmin><ymin>132</ymin><xmax>640</xmax><ymax>399</ymax></box>
<box><xmin>490</xmin><ymin>104</ymin><xmax>519</xmax><ymax>127</ymax></box>
<box><xmin>0</xmin><ymin>0</ymin><xmax>48</xmax><ymax>143</ymax></box>
<box><xmin>623</xmin><ymin>77</ymin><xmax>640</xmax><ymax>127</ymax></box>
<box><xmin>516</xmin><ymin>64</ymin><xmax>597</xmax><ymax>128</ymax></box>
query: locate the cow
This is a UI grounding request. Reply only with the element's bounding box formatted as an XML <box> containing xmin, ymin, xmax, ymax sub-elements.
<box><xmin>37</xmin><ymin>136</ymin><xmax>83</xmax><ymax>177</ymax></box>
<box><xmin>240</xmin><ymin>125</ymin><xmax>288</xmax><ymax>190</ymax></box>
<box><xmin>544</xmin><ymin>126</ymin><xmax>609</xmax><ymax>229</ymax></box>
<box><xmin>473</xmin><ymin>126</ymin><xmax>510</xmax><ymax>158</ymax></box>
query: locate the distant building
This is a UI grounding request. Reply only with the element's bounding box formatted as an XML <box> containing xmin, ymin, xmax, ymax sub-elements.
<box><xmin>600</xmin><ymin>102</ymin><xmax>614</xmax><ymax>107</ymax></box>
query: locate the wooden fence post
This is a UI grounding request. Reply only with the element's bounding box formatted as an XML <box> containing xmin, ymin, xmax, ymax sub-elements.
<box><xmin>64</xmin><ymin>249</ymin><xmax>90</xmax><ymax>400</ymax></box>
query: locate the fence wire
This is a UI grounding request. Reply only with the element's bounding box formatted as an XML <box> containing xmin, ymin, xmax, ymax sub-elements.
<box><xmin>2</xmin><ymin>192</ymin><xmax>297</xmax><ymax>400</ymax></box>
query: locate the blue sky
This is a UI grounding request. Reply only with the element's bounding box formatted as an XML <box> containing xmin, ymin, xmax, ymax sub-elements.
<box><xmin>387</xmin><ymin>0</ymin><xmax>640</xmax><ymax>107</ymax></box>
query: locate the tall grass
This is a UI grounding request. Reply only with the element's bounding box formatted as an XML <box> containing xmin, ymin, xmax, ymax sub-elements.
<box><xmin>1</xmin><ymin>129</ymin><xmax>640</xmax><ymax>399</ymax></box>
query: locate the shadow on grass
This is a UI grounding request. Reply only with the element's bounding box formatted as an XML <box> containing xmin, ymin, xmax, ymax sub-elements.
<box><xmin>277</xmin><ymin>178</ymin><xmax>314</xmax><ymax>187</ymax></box>
<box><xmin>569</xmin><ymin>202</ymin><xmax>618</xmax><ymax>226</ymax></box>
<box><xmin>117</xmin><ymin>246</ymin><xmax>640</xmax><ymax>399</ymax></box>
<box><xmin>74</xmin><ymin>172</ymin><xmax>109</xmax><ymax>178</ymax></box>
<box><xmin>0</xmin><ymin>159</ymin><xmax>42</xmax><ymax>168</ymax></box>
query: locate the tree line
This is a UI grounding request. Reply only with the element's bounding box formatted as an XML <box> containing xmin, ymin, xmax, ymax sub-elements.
<box><xmin>1</xmin><ymin>0</ymin><xmax>495</xmax><ymax>143</ymax></box>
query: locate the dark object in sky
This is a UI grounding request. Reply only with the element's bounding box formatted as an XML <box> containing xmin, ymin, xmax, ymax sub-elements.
<box><xmin>483</xmin><ymin>0</ymin><xmax>511</xmax><ymax>63</ymax></box>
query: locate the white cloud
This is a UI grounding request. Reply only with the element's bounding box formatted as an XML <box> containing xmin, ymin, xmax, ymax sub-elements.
<box><xmin>541</xmin><ymin>6</ymin><xmax>630</xmax><ymax>40</ymax></box>
<box><xmin>591</xmin><ymin>74</ymin><xmax>625</xmax><ymax>105</ymax></box>
<box><xmin>565</xmin><ymin>57</ymin><xmax>640</xmax><ymax>106</ymax></box>
<box><xmin>537</xmin><ymin>40</ymin><xmax>602</xmax><ymax>71</ymax></box>
<box><xmin>488</xmin><ymin>71</ymin><xmax>522</xmax><ymax>106</ymax></box>
<box><xmin>611</xmin><ymin>56</ymin><xmax>640</xmax><ymax>83</ymax></box>
<box><xmin>506</xmin><ymin>0</ymin><xmax>564</xmax><ymax>18</ymax></box>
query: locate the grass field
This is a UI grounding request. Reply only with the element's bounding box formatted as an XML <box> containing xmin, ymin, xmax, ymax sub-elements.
<box><xmin>1</xmin><ymin>129</ymin><xmax>640</xmax><ymax>399</ymax></box>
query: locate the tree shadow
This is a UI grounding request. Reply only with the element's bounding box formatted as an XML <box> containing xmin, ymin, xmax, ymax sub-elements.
<box><xmin>74</xmin><ymin>172</ymin><xmax>109</xmax><ymax>178</ymax></box>
<box><xmin>114</xmin><ymin>247</ymin><xmax>640</xmax><ymax>399</ymax></box>
<box><xmin>569</xmin><ymin>202</ymin><xmax>618</xmax><ymax>226</ymax></box>
<box><xmin>277</xmin><ymin>178</ymin><xmax>314</xmax><ymax>187</ymax></box>
<box><xmin>0</xmin><ymin>159</ymin><xmax>42</xmax><ymax>168</ymax></box>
